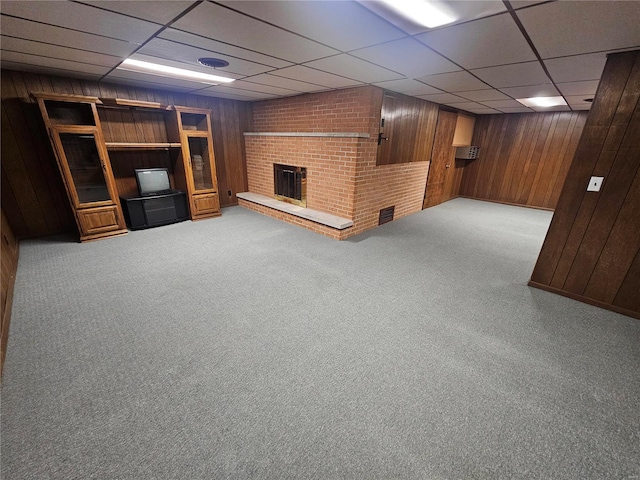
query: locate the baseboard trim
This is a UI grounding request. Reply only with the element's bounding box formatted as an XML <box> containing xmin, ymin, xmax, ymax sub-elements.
<box><xmin>528</xmin><ymin>280</ymin><xmax>639</xmax><ymax>320</ymax></box>
<box><xmin>458</xmin><ymin>196</ymin><xmax>555</xmax><ymax>212</ymax></box>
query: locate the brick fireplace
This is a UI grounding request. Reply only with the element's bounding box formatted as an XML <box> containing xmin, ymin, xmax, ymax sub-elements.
<box><xmin>238</xmin><ymin>86</ymin><xmax>432</xmax><ymax>240</ymax></box>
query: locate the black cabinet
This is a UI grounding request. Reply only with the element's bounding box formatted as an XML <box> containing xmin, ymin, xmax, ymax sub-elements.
<box><xmin>120</xmin><ymin>191</ymin><xmax>189</xmax><ymax>230</ymax></box>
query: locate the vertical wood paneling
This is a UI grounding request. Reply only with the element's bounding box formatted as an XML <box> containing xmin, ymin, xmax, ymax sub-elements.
<box><xmin>1</xmin><ymin>69</ymin><xmax>251</xmax><ymax>238</ymax></box>
<box><xmin>460</xmin><ymin>111</ymin><xmax>588</xmax><ymax>209</ymax></box>
<box><xmin>530</xmin><ymin>50</ymin><xmax>640</xmax><ymax>320</ymax></box>
<box><xmin>423</xmin><ymin>110</ymin><xmax>457</xmax><ymax>208</ymax></box>
<box><xmin>377</xmin><ymin>91</ymin><xmax>438</xmax><ymax>166</ymax></box>
<box><xmin>1</xmin><ymin>209</ymin><xmax>19</xmax><ymax>375</ymax></box>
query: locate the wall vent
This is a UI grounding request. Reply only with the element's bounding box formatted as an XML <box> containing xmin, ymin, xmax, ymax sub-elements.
<box><xmin>379</xmin><ymin>206</ymin><xmax>395</xmax><ymax>225</ymax></box>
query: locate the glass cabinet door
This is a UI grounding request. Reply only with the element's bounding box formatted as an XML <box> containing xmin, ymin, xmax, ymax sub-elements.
<box><xmin>56</xmin><ymin>132</ymin><xmax>112</xmax><ymax>205</ymax></box>
<box><xmin>187</xmin><ymin>136</ymin><xmax>215</xmax><ymax>192</ymax></box>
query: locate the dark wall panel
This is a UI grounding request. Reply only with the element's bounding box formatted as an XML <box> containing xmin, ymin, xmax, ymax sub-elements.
<box><xmin>530</xmin><ymin>50</ymin><xmax>640</xmax><ymax>320</ymax></box>
<box><xmin>460</xmin><ymin>111</ymin><xmax>587</xmax><ymax>210</ymax></box>
<box><xmin>1</xmin><ymin>209</ymin><xmax>19</xmax><ymax>375</ymax></box>
<box><xmin>1</xmin><ymin>70</ymin><xmax>250</xmax><ymax>238</ymax></box>
<box><xmin>423</xmin><ymin>109</ymin><xmax>458</xmax><ymax>208</ymax></box>
<box><xmin>377</xmin><ymin>91</ymin><xmax>439</xmax><ymax>166</ymax></box>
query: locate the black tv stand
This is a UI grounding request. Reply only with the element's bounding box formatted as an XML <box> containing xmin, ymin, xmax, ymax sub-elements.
<box><xmin>120</xmin><ymin>191</ymin><xmax>189</xmax><ymax>230</ymax></box>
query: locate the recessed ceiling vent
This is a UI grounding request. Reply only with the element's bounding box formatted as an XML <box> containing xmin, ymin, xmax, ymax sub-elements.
<box><xmin>197</xmin><ymin>58</ymin><xmax>229</xmax><ymax>68</ymax></box>
<box><xmin>584</xmin><ymin>98</ymin><xmax>594</xmax><ymax>103</ymax></box>
<box><xmin>379</xmin><ymin>206</ymin><xmax>395</xmax><ymax>225</ymax></box>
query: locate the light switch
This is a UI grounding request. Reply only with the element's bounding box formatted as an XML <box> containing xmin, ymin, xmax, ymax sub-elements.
<box><xmin>587</xmin><ymin>176</ymin><xmax>604</xmax><ymax>192</ymax></box>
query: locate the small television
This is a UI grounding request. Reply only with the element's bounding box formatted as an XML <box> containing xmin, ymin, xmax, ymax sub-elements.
<box><xmin>135</xmin><ymin>168</ymin><xmax>172</xmax><ymax>196</ymax></box>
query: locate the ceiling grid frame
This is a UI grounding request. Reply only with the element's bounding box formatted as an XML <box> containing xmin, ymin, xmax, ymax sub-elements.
<box><xmin>0</xmin><ymin>0</ymin><xmax>638</xmax><ymax>113</ymax></box>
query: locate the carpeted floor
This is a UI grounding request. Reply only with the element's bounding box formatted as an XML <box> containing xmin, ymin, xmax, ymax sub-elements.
<box><xmin>2</xmin><ymin>198</ymin><xmax>639</xmax><ymax>479</ymax></box>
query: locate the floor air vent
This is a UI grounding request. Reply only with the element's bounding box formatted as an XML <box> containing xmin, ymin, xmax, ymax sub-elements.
<box><xmin>379</xmin><ymin>206</ymin><xmax>395</xmax><ymax>225</ymax></box>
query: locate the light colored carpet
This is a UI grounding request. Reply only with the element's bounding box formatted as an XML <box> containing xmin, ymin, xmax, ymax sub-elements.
<box><xmin>2</xmin><ymin>198</ymin><xmax>639</xmax><ymax>479</ymax></box>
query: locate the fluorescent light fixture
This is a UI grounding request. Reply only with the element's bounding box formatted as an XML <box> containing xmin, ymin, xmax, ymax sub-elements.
<box><xmin>380</xmin><ymin>0</ymin><xmax>456</xmax><ymax>28</ymax></box>
<box><xmin>117</xmin><ymin>58</ymin><xmax>235</xmax><ymax>85</ymax></box>
<box><xmin>516</xmin><ymin>96</ymin><xmax>567</xmax><ymax>108</ymax></box>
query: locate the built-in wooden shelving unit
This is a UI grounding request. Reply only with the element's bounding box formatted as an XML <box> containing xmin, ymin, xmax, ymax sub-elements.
<box><xmin>32</xmin><ymin>92</ymin><xmax>222</xmax><ymax>241</ymax></box>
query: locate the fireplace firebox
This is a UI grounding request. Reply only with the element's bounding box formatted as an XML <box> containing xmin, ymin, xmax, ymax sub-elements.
<box><xmin>274</xmin><ymin>164</ymin><xmax>306</xmax><ymax>207</ymax></box>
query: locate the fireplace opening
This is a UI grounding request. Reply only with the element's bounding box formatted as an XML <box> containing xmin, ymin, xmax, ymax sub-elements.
<box><xmin>274</xmin><ymin>164</ymin><xmax>306</xmax><ymax>207</ymax></box>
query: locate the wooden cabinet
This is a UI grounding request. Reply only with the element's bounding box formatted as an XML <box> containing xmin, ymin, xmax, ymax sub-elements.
<box><xmin>175</xmin><ymin>108</ymin><xmax>221</xmax><ymax>220</ymax></box>
<box><xmin>452</xmin><ymin>113</ymin><xmax>475</xmax><ymax>147</ymax></box>
<box><xmin>33</xmin><ymin>93</ymin><xmax>222</xmax><ymax>240</ymax></box>
<box><xmin>192</xmin><ymin>193</ymin><xmax>221</xmax><ymax>216</ymax></box>
<box><xmin>35</xmin><ymin>94</ymin><xmax>127</xmax><ymax>242</ymax></box>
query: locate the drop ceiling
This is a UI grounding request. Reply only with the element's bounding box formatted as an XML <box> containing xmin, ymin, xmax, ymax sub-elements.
<box><xmin>1</xmin><ymin>0</ymin><xmax>639</xmax><ymax>114</ymax></box>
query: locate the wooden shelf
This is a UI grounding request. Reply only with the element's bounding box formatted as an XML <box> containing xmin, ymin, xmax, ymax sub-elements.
<box><xmin>99</xmin><ymin>98</ymin><xmax>171</xmax><ymax>110</ymax></box>
<box><xmin>105</xmin><ymin>142</ymin><xmax>182</xmax><ymax>150</ymax></box>
<box><xmin>31</xmin><ymin>91</ymin><xmax>99</xmax><ymax>104</ymax></box>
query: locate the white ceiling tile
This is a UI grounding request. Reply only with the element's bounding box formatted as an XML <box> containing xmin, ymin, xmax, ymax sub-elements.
<box><xmin>517</xmin><ymin>1</ymin><xmax>640</xmax><ymax>58</ymax></box>
<box><xmin>456</xmin><ymin>89</ymin><xmax>512</xmax><ymax>102</ymax></box>
<box><xmin>564</xmin><ymin>95</ymin><xmax>593</xmax><ymax>108</ymax></box>
<box><xmin>268</xmin><ymin>66</ymin><xmax>363</xmax><ymax>89</ymax></box>
<box><xmin>459</xmin><ymin>107</ymin><xmax>501</xmax><ymax>115</ymax></box>
<box><xmin>303</xmin><ymin>54</ymin><xmax>403</xmax><ymax>83</ymax></box>
<box><xmin>544</xmin><ymin>53</ymin><xmax>608</xmax><ymax>83</ymax></box>
<box><xmin>530</xmin><ymin>105</ymin><xmax>572</xmax><ymax>113</ymax></box>
<box><xmin>123</xmin><ymin>54</ymin><xmax>244</xmax><ymax>90</ymax></box>
<box><xmin>416</xmin><ymin>13</ymin><xmax>537</xmax><ymax>69</ymax></box>
<box><xmin>0</xmin><ymin>16</ymin><xmax>139</xmax><ymax>58</ymax></box>
<box><xmin>218</xmin><ymin>80</ymin><xmax>302</xmax><ymax>97</ymax></box>
<box><xmin>0</xmin><ymin>0</ymin><xmax>160</xmax><ymax>43</ymax></box>
<box><xmin>246</xmin><ymin>74</ymin><xmax>327</xmax><ymax>93</ymax></box>
<box><xmin>358</xmin><ymin>1</ymin><xmax>507</xmax><ymax>36</ymax></box>
<box><xmin>556</xmin><ymin>81</ymin><xmax>600</xmax><ymax>97</ymax></box>
<box><xmin>189</xmin><ymin>89</ymin><xmax>259</xmax><ymax>101</ymax></box>
<box><xmin>499</xmin><ymin>84</ymin><xmax>560</xmax><ymax>98</ymax></box>
<box><xmin>158</xmin><ymin>29</ymin><xmax>292</xmax><ymax>69</ymax></box>
<box><xmin>417</xmin><ymin>70</ymin><xmax>489</xmax><ymax>92</ymax></box>
<box><xmin>510</xmin><ymin>1</ymin><xmax>549</xmax><ymax>8</ymax></box>
<box><xmin>195</xmin><ymin>85</ymin><xmax>277</xmax><ymax>100</ymax></box>
<box><xmin>126</xmin><ymin>53</ymin><xmax>242</xmax><ymax>82</ymax></box>
<box><xmin>105</xmin><ymin>68</ymin><xmax>222</xmax><ymax>90</ymax></box>
<box><xmin>1</xmin><ymin>37</ymin><xmax>122</xmax><ymax>68</ymax></box>
<box><xmin>1</xmin><ymin>0</ymin><xmax>634</xmax><ymax>106</ymax></box>
<box><xmin>564</xmin><ymin>95</ymin><xmax>593</xmax><ymax>107</ymax></box>
<box><xmin>81</xmin><ymin>1</ymin><xmax>194</xmax><ymax>25</ymax></box>
<box><xmin>171</xmin><ymin>2</ymin><xmax>338</xmax><ymax>63</ymax></box>
<box><xmin>373</xmin><ymin>79</ymin><xmax>442</xmax><ymax>96</ymax></box>
<box><xmin>569</xmin><ymin>105</ymin><xmax>592</xmax><ymax>111</ymax></box>
<box><xmin>416</xmin><ymin>93</ymin><xmax>469</xmax><ymax>104</ymax></box>
<box><xmin>136</xmin><ymin>39</ymin><xmax>271</xmax><ymax>77</ymax></box>
<box><xmin>218</xmin><ymin>0</ymin><xmax>406</xmax><ymax>51</ymax></box>
<box><xmin>0</xmin><ymin>51</ymin><xmax>111</xmax><ymax>76</ymax></box>
<box><xmin>350</xmin><ymin>38</ymin><xmax>460</xmax><ymax>78</ymax></box>
<box><xmin>471</xmin><ymin>61</ymin><xmax>549</xmax><ymax>88</ymax></box>
<box><xmin>495</xmin><ymin>107</ymin><xmax>536</xmax><ymax>113</ymax></box>
<box><xmin>0</xmin><ymin>61</ymin><xmax>103</xmax><ymax>81</ymax></box>
<box><xmin>99</xmin><ymin>73</ymin><xmax>194</xmax><ymax>92</ymax></box>
<box><xmin>442</xmin><ymin>101</ymin><xmax>487</xmax><ymax>110</ymax></box>
<box><xmin>565</xmin><ymin>95</ymin><xmax>595</xmax><ymax>109</ymax></box>
<box><xmin>480</xmin><ymin>99</ymin><xmax>526</xmax><ymax>108</ymax></box>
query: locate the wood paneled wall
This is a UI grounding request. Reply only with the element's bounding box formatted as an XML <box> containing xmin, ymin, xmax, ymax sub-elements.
<box><xmin>1</xmin><ymin>70</ymin><xmax>250</xmax><ymax>238</ymax></box>
<box><xmin>530</xmin><ymin>50</ymin><xmax>640</xmax><ymax>320</ymax></box>
<box><xmin>1</xmin><ymin>209</ymin><xmax>19</xmax><ymax>375</ymax></box>
<box><xmin>423</xmin><ymin>109</ymin><xmax>465</xmax><ymax>208</ymax></box>
<box><xmin>460</xmin><ymin>111</ymin><xmax>588</xmax><ymax>209</ymax></box>
<box><xmin>377</xmin><ymin>91</ymin><xmax>439</xmax><ymax>166</ymax></box>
